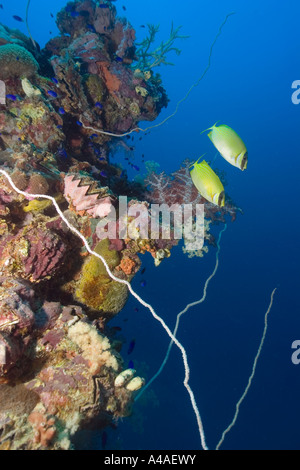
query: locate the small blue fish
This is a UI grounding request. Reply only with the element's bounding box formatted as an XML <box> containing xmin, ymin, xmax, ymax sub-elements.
<box><xmin>58</xmin><ymin>107</ymin><xmax>65</xmax><ymax>115</ymax></box>
<box><xmin>95</xmin><ymin>102</ymin><xmax>103</xmax><ymax>109</ymax></box>
<box><xmin>47</xmin><ymin>90</ymin><xmax>58</xmax><ymax>98</ymax></box>
<box><xmin>132</xmin><ymin>165</ymin><xmax>140</xmax><ymax>172</ymax></box>
<box><xmin>127</xmin><ymin>339</ymin><xmax>136</xmax><ymax>355</ymax></box>
<box><xmin>115</xmin><ymin>56</ymin><xmax>123</xmax><ymax>63</ymax></box>
<box><xmin>6</xmin><ymin>94</ymin><xmax>17</xmax><ymax>101</ymax></box>
<box><xmin>100</xmin><ymin>171</ymin><xmax>108</xmax><ymax>178</ymax></box>
<box><xmin>90</xmin><ymin>134</ymin><xmax>98</xmax><ymax>139</ymax></box>
<box><xmin>140</xmin><ymin>280</ymin><xmax>147</xmax><ymax>287</ymax></box>
<box><xmin>99</xmin><ymin>4</ymin><xmax>109</xmax><ymax>8</ymax></box>
<box><xmin>51</xmin><ymin>77</ymin><xmax>58</xmax><ymax>85</ymax></box>
<box><xmin>57</xmin><ymin>125</ymin><xmax>63</xmax><ymax>129</ymax></box>
<box><xmin>70</xmin><ymin>11</ymin><xmax>80</xmax><ymax>17</ymax></box>
<box><xmin>87</xmin><ymin>24</ymin><xmax>96</xmax><ymax>33</ymax></box>
<box><xmin>128</xmin><ymin>360</ymin><xmax>134</xmax><ymax>369</ymax></box>
<box><xmin>56</xmin><ymin>146</ymin><xmax>68</xmax><ymax>159</ymax></box>
<box><xmin>12</xmin><ymin>15</ymin><xmax>24</xmax><ymax>22</ymax></box>
<box><xmin>76</xmin><ymin>120</ymin><xmax>83</xmax><ymax>127</ymax></box>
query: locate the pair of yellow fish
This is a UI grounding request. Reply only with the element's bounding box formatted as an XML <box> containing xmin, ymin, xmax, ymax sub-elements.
<box><xmin>190</xmin><ymin>123</ymin><xmax>248</xmax><ymax>207</ymax></box>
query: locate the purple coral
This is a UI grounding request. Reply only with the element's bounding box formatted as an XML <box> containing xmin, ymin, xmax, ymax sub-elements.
<box><xmin>112</xmin><ymin>19</ymin><xmax>136</xmax><ymax>59</ymax></box>
<box><xmin>0</xmin><ymin>226</ymin><xmax>68</xmax><ymax>283</ymax></box>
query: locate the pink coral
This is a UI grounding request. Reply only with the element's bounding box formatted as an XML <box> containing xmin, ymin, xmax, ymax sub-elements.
<box><xmin>146</xmin><ymin>160</ymin><xmax>239</xmax><ymax>222</ymax></box>
<box><xmin>28</xmin><ymin>409</ymin><xmax>56</xmax><ymax>447</ymax></box>
<box><xmin>112</xmin><ymin>19</ymin><xmax>136</xmax><ymax>60</ymax></box>
<box><xmin>0</xmin><ymin>227</ymin><xmax>67</xmax><ymax>282</ymax></box>
<box><xmin>146</xmin><ymin>161</ymin><xmax>204</xmax><ymax>206</ymax></box>
<box><xmin>64</xmin><ymin>174</ymin><xmax>115</xmax><ymax>218</ymax></box>
<box><xmin>69</xmin><ymin>32</ymin><xmax>107</xmax><ymax>69</ymax></box>
<box><xmin>93</xmin><ymin>4</ymin><xmax>115</xmax><ymax>34</ymax></box>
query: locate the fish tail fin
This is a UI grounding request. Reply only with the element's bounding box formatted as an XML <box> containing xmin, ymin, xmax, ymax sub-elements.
<box><xmin>200</xmin><ymin>121</ymin><xmax>220</xmax><ymax>135</ymax></box>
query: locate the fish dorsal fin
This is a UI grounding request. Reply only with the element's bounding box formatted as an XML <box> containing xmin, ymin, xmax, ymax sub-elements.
<box><xmin>189</xmin><ymin>154</ymin><xmax>206</xmax><ymax>169</ymax></box>
<box><xmin>200</xmin><ymin>121</ymin><xmax>220</xmax><ymax>135</ymax></box>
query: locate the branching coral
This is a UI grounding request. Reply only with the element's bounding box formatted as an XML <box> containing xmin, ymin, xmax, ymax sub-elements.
<box><xmin>145</xmin><ymin>159</ymin><xmax>239</xmax><ymax>222</ymax></box>
<box><xmin>145</xmin><ymin>160</ymin><xmax>240</xmax><ymax>255</ymax></box>
<box><xmin>135</xmin><ymin>22</ymin><xmax>189</xmax><ymax>71</ymax></box>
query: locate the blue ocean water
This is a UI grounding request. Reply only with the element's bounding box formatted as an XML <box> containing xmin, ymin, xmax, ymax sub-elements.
<box><xmin>2</xmin><ymin>0</ymin><xmax>300</xmax><ymax>450</ymax></box>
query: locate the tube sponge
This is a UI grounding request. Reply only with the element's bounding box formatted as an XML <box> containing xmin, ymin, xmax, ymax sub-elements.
<box><xmin>0</xmin><ymin>44</ymin><xmax>39</xmax><ymax>80</ymax></box>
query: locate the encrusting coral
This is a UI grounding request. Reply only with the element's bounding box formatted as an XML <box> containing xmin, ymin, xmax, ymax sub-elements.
<box><xmin>75</xmin><ymin>239</ymin><xmax>128</xmax><ymax>318</ymax></box>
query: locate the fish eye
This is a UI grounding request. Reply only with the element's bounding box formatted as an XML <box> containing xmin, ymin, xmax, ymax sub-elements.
<box><xmin>218</xmin><ymin>191</ymin><xmax>225</xmax><ymax>207</ymax></box>
<box><xmin>241</xmin><ymin>152</ymin><xmax>248</xmax><ymax>170</ymax></box>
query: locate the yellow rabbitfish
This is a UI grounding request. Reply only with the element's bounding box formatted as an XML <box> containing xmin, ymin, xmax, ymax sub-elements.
<box><xmin>203</xmin><ymin>123</ymin><xmax>248</xmax><ymax>171</ymax></box>
<box><xmin>190</xmin><ymin>158</ymin><xmax>225</xmax><ymax>207</ymax></box>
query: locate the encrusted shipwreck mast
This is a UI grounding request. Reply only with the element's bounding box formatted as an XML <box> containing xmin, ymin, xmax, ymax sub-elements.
<box><xmin>0</xmin><ymin>1</ymin><xmax>237</xmax><ymax>450</ymax></box>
